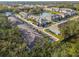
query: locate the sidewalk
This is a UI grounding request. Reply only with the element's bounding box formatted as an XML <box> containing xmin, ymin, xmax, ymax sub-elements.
<box><xmin>15</xmin><ymin>14</ymin><xmax>60</xmax><ymax>41</ymax></box>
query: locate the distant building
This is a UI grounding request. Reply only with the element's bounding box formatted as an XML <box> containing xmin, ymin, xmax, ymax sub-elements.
<box><xmin>38</xmin><ymin>12</ymin><xmax>52</xmax><ymax>26</ymax></box>
<box><xmin>28</xmin><ymin>12</ymin><xmax>52</xmax><ymax>27</ymax></box>
<box><xmin>58</xmin><ymin>13</ymin><xmax>66</xmax><ymax>18</ymax></box>
<box><xmin>44</xmin><ymin>7</ymin><xmax>53</xmax><ymax>11</ymax></box>
<box><xmin>19</xmin><ymin>12</ymin><xmax>29</xmax><ymax>19</ymax></box>
<box><xmin>48</xmin><ymin>25</ymin><xmax>61</xmax><ymax>35</ymax></box>
<box><xmin>28</xmin><ymin>14</ymin><xmax>40</xmax><ymax>21</ymax></box>
<box><xmin>40</xmin><ymin>12</ymin><xmax>52</xmax><ymax>22</ymax></box>
<box><xmin>52</xmin><ymin>7</ymin><xmax>60</xmax><ymax>12</ymax></box>
<box><xmin>5</xmin><ymin>12</ymin><xmax>12</xmax><ymax>17</ymax></box>
<box><xmin>51</xmin><ymin>14</ymin><xmax>62</xmax><ymax>21</ymax></box>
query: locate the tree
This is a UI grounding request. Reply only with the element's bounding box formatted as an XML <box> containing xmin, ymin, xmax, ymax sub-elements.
<box><xmin>60</xmin><ymin>20</ymin><xmax>79</xmax><ymax>39</ymax></box>
<box><xmin>0</xmin><ymin>14</ymin><xmax>28</xmax><ymax>56</ymax></box>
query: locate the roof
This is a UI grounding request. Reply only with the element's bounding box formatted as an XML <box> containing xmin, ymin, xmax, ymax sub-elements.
<box><xmin>5</xmin><ymin>12</ymin><xmax>12</xmax><ymax>16</ymax></box>
<box><xmin>48</xmin><ymin>25</ymin><xmax>60</xmax><ymax>35</ymax></box>
<box><xmin>19</xmin><ymin>12</ymin><xmax>28</xmax><ymax>16</ymax></box>
<box><xmin>40</xmin><ymin>12</ymin><xmax>52</xmax><ymax>19</ymax></box>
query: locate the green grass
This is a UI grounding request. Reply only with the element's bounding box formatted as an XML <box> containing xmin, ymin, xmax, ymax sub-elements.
<box><xmin>47</xmin><ymin>10</ymin><xmax>60</xmax><ymax>14</ymax></box>
<box><xmin>27</xmin><ymin>18</ymin><xmax>37</xmax><ymax>25</ymax></box>
<box><xmin>18</xmin><ymin>14</ymin><xmax>37</xmax><ymax>25</ymax></box>
<box><xmin>44</xmin><ymin>29</ymin><xmax>64</xmax><ymax>40</ymax></box>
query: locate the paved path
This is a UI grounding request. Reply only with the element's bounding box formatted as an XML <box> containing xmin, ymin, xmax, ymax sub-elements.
<box><xmin>15</xmin><ymin>14</ymin><xmax>79</xmax><ymax>41</ymax></box>
<box><xmin>44</xmin><ymin>15</ymin><xmax>79</xmax><ymax>33</ymax></box>
<box><xmin>15</xmin><ymin>14</ymin><xmax>59</xmax><ymax>41</ymax></box>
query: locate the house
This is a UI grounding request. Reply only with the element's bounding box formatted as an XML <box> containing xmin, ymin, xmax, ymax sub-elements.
<box><xmin>28</xmin><ymin>12</ymin><xmax>52</xmax><ymax>27</ymax></box>
<box><xmin>5</xmin><ymin>12</ymin><xmax>12</xmax><ymax>17</ymax></box>
<box><xmin>59</xmin><ymin>8</ymin><xmax>77</xmax><ymax>15</ymax></box>
<box><xmin>51</xmin><ymin>14</ymin><xmax>62</xmax><ymax>21</ymax></box>
<box><xmin>58</xmin><ymin>13</ymin><xmax>66</xmax><ymax>18</ymax></box>
<box><xmin>52</xmin><ymin>8</ymin><xmax>60</xmax><ymax>12</ymax></box>
<box><xmin>48</xmin><ymin>25</ymin><xmax>61</xmax><ymax>35</ymax></box>
<box><xmin>58</xmin><ymin>12</ymin><xmax>71</xmax><ymax>18</ymax></box>
<box><xmin>44</xmin><ymin>7</ymin><xmax>53</xmax><ymax>11</ymax></box>
<box><xmin>24</xmin><ymin>5</ymin><xmax>34</xmax><ymax>8</ymax></box>
<box><xmin>69</xmin><ymin>11</ymin><xmax>77</xmax><ymax>16</ymax></box>
<box><xmin>38</xmin><ymin>12</ymin><xmax>52</xmax><ymax>26</ymax></box>
<box><xmin>27</xmin><ymin>12</ymin><xmax>52</xmax><ymax>27</ymax></box>
<box><xmin>52</xmin><ymin>8</ymin><xmax>77</xmax><ymax>16</ymax></box>
<box><xmin>28</xmin><ymin>15</ymin><xmax>39</xmax><ymax>21</ymax></box>
<box><xmin>40</xmin><ymin>12</ymin><xmax>52</xmax><ymax>22</ymax></box>
<box><xmin>36</xmin><ymin>5</ymin><xmax>47</xmax><ymax>8</ymax></box>
<box><xmin>19</xmin><ymin>12</ymin><xmax>29</xmax><ymax>19</ymax></box>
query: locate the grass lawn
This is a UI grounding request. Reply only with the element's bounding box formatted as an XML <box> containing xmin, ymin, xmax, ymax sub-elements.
<box><xmin>44</xmin><ymin>29</ymin><xmax>64</xmax><ymax>40</ymax></box>
<box><xmin>47</xmin><ymin>10</ymin><xmax>60</xmax><ymax>14</ymax></box>
<box><xmin>18</xmin><ymin>14</ymin><xmax>37</xmax><ymax>25</ymax></box>
<box><xmin>27</xmin><ymin>18</ymin><xmax>37</xmax><ymax>25</ymax></box>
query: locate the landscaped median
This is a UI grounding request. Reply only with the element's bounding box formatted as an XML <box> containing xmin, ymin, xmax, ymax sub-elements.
<box><xmin>17</xmin><ymin>14</ymin><xmax>37</xmax><ymax>25</ymax></box>
<box><xmin>15</xmin><ymin>14</ymin><xmax>61</xmax><ymax>41</ymax></box>
<box><xmin>44</xmin><ymin>29</ymin><xmax>64</xmax><ymax>40</ymax></box>
<box><xmin>27</xmin><ymin>18</ymin><xmax>37</xmax><ymax>25</ymax></box>
<box><xmin>47</xmin><ymin>10</ymin><xmax>61</xmax><ymax>14</ymax></box>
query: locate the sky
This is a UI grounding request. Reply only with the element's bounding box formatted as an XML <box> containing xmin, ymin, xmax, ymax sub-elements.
<box><xmin>0</xmin><ymin>0</ymin><xmax>79</xmax><ymax>1</ymax></box>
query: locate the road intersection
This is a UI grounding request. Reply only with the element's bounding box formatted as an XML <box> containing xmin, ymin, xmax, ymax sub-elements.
<box><xmin>15</xmin><ymin>14</ymin><xmax>79</xmax><ymax>41</ymax></box>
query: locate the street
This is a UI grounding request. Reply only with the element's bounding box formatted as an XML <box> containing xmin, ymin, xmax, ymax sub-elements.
<box><xmin>15</xmin><ymin>14</ymin><xmax>60</xmax><ymax>41</ymax></box>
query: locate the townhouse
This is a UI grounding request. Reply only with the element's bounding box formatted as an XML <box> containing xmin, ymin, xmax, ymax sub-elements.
<box><xmin>19</xmin><ymin>12</ymin><xmax>29</xmax><ymax>19</ymax></box>
<box><xmin>54</xmin><ymin>8</ymin><xmax>77</xmax><ymax>16</ymax></box>
<box><xmin>52</xmin><ymin>7</ymin><xmax>60</xmax><ymax>12</ymax></box>
<box><xmin>44</xmin><ymin>7</ymin><xmax>53</xmax><ymax>11</ymax></box>
<box><xmin>18</xmin><ymin>7</ymin><xmax>77</xmax><ymax>28</ymax></box>
<box><xmin>5</xmin><ymin>12</ymin><xmax>12</xmax><ymax>17</ymax></box>
<box><xmin>51</xmin><ymin>14</ymin><xmax>62</xmax><ymax>22</ymax></box>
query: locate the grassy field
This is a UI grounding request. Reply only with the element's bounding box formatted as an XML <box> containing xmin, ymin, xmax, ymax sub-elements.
<box><xmin>47</xmin><ymin>10</ymin><xmax>61</xmax><ymax>14</ymax></box>
<box><xmin>27</xmin><ymin>18</ymin><xmax>37</xmax><ymax>25</ymax></box>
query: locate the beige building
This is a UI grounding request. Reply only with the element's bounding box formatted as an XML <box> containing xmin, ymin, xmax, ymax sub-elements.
<box><xmin>19</xmin><ymin>12</ymin><xmax>29</xmax><ymax>19</ymax></box>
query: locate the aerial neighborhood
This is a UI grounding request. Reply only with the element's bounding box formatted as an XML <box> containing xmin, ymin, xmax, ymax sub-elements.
<box><xmin>19</xmin><ymin>5</ymin><xmax>77</xmax><ymax>26</ymax></box>
<box><xmin>1</xmin><ymin>2</ymin><xmax>79</xmax><ymax>57</ymax></box>
<box><xmin>15</xmin><ymin>4</ymin><xmax>77</xmax><ymax>37</ymax></box>
<box><xmin>4</xmin><ymin>3</ymin><xmax>78</xmax><ymax>45</ymax></box>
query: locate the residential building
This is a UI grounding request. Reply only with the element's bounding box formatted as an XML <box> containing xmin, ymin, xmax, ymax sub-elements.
<box><xmin>5</xmin><ymin>12</ymin><xmax>12</xmax><ymax>17</ymax></box>
<box><xmin>51</xmin><ymin>14</ymin><xmax>62</xmax><ymax>21</ymax></box>
<box><xmin>19</xmin><ymin>12</ymin><xmax>29</xmax><ymax>19</ymax></box>
<box><xmin>44</xmin><ymin>7</ymin><xmax>53</xmax><ymax>11</ymax></box>
<box><xmin>52</xmin><ymin>7</ymin><xmax>60</xmax><ymax>12</ymax></box>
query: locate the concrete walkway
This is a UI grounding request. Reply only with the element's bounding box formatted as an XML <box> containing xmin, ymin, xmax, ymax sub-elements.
<box><xmin>15</xmin><ymin>14</ymin><xmax>59</xmax><ymax>41</ymax></box>
<box><xmin>15</xmin><ymin>14</ymin><xmax>79</xmax><ymax>41</ymax></box>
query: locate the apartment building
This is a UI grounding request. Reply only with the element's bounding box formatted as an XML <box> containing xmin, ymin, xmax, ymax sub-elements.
<box><xmin>19</xmin><ymin>12</ymin><xmax>29</xmax><ymax>19</ymax></box>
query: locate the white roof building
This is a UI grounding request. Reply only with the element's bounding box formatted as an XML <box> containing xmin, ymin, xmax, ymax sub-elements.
<box><xmin>51</xmin><ymin>14</ymin><xmax>61</xmax><ymax>20</ymax></box>
<box><xmin>58</xmin><ymin>13</ymin><xmax>66</xmax><ymax>18</ymax></box>
<box><xmin>48</xmin><ymin>25</ymin><xmax>61</xmax><ymax>35</ymax></box>
<box><xmin>52</xmin><ymin>7</ymin><xmax>60</xmax><ymax>12</ymax></box>
<box><xmin>40</xmin><ymin>12</ymin><xmax>52</xmax><ymax>21</ymax></box>
<box><xmin>28</xmin><ymin>15</ymin><xmax>40</xmax><ymax>21</ymax></box>
<box><xmin>28</xmin><ymin>12</ymin><xmax>52</xmax><ymax>25</ymax></box>
<box><xmin>44</xmin><ymin>7</ymin><xmax>53</xmax><ymax>11</ymax></box>
<box><xmin>5</xmin><ymin>12</ymin><xmax>12</xmax><ymax>17</ymax></box>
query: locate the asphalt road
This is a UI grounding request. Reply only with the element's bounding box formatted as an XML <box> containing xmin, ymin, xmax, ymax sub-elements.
<box><xmin>15</xmin><ymin>14</ymin><xmax>60</xmax><ymax>41</ymax></box>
